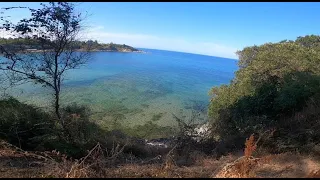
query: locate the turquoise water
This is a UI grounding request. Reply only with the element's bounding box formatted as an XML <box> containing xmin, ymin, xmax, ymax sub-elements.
<box><xmin>8</xmin><ymin>48</ymin><xmax>238</xmax><ymax>128</ymax></box>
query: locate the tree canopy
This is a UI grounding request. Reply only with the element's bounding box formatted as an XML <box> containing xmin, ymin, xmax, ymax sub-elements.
<box><xmin>0</xmin><ymin>2</ymin><xmax>89</xmax><ymax>142</ymax></box>
<box><xmin>208</xmin><ymin>35</ymin><xmax>320</xmax><ymax>153</ymax></box>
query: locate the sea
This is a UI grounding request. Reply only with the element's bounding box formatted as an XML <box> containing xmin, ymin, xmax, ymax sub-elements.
<box><xmin>5</xmin><ymin>48</ymin><xmax>238</xmax><ymax>128</ymax></box>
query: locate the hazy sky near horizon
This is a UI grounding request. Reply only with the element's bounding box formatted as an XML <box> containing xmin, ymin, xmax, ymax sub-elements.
<box><xmin>1</xmin><ymin>2</ymin><xmax>320</xmax><ymax>59</ymax></box>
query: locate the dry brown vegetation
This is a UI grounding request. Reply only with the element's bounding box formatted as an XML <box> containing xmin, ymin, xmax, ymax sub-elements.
<box><xmin>1</xmin><ymin>136</ymin><xmax>320</xmax><ymax>178</ymax></box>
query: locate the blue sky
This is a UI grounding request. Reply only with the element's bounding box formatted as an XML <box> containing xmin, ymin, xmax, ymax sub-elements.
<box><xmin>1</xmin><ymin>2</ymin><xmax>320</xmax><ymax>59</ymax></box>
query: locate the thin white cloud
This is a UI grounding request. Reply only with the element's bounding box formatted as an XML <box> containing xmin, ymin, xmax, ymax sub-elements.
<box><xmin>82</xmin><ymin>26</ymin><xmax>238</xmax><ymax>59</ymax></box>
<box><xmin>0</xmin><ymin>24</ymin><xmax>238</xmax><ymax>59</ymax></box>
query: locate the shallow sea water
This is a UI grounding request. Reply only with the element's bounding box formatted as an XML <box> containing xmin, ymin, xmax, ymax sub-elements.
<box><xmin>8</xmin><ymin>48</ymin><xmax>238</xmax><ymax>128</ymax></box>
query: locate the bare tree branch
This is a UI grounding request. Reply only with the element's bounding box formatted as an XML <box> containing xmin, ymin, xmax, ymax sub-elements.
<box><xmin>0</xmin><ymin>2</ymin><xmax>90</xmax><ymax>142</ymax></box>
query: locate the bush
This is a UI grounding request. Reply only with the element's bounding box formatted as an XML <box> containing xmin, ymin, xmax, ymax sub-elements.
<box><xmin>0</xmin><ymin>97</ymin><xmax>55</xmax><ymax>150</ymax></box>
<box><xmin>49</xmin><ymin>103</ymin><xmax>108</xmax><ymax>158</ymax></box>
<box><xmin>0</xmin><ymin>99</ymin><xmax>108</xmax><ymax>158</ymax></box>
<box><xmin>209</xmin><ymin>35</ymin><xmax>320</xmax><ymax>153</ymax></box>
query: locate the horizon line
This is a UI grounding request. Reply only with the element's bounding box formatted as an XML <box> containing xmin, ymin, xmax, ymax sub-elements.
<box><xmin>135</xmin><ymin>47</ymin><xmax>239</xmax><ymax>61</ymax></box>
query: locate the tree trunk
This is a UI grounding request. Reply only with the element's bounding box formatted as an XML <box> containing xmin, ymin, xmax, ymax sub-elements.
<box><xmin>55</xmin><ymin>89</ymin><xmax>72</xmax><ymax>142</ymax></box>
<box><xmin>53</xmin><ymin>54</ymin><xmax>66</xmax><ymax>135</ymax></box>
<box><xmin>55</xmin><ymin>91</ymin><xmax>62</xmax><ymax>123</ymax></box>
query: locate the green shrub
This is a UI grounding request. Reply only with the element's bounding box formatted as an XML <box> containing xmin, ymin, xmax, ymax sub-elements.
<box><xmin>0</xmin><ymin>99</ymin><xmax>107</xmax><ymax>158</ymax></box>
<box><xmin>0</xmin><ymin>97</ymin><xmax>55</xmax><ymax>150</ymax></box>
<box><xmin>209</xmin><ymin>35</ymin><xmax>320</xmax><ymax>153</ymax></box>
<box><xmin>52</xmin><ymin>103</ymin><xmax>108</xmax><ymax>158</ymax></box>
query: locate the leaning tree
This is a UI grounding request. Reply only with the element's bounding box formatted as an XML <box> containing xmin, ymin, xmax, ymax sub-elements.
<box><xmin>0</xmin><ymin>2</ymin><xmax>91</xmax><ymax>140</ymax></box>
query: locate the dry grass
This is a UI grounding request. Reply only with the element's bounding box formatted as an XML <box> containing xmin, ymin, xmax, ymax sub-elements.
<box><xmin>104</xmin><ymin>154</ymin><xmax>235</xmax><ymax>178</ymax></box>
<box><xmin>213</xmin><ymin>134</ymin><xmax>320</xmax><ymax>178</ymax></box>
<box><xmin>1</xmin><ymin>138</ymin><xmax>320</xmax><ymax>178</ymax></box>
<box><xmin>306</xmin><ymin>170</ymin><xmax>320</xmax><ymax>178</ymax></box>
<box><xmin>244</xmin><ymin>134</ymin><xmax>257</xmax><ymax>157</ymax></box>
<box><xmin>214</xmin><ymin>134</ymin><xmax>259</xmax><ymax>178</ymax></box>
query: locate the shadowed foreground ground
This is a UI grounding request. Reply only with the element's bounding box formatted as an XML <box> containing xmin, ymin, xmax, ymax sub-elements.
<box><xmin>1</xmin><ymin>140</ymin><xmax>320</xmax><ymax>178</ymax></box>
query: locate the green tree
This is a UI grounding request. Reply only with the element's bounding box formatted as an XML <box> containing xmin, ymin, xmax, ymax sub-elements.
<box><xmin>208</xmin><ymin>35</ymin><xmax>320</xmax><ymax>153</ymax></box>
<box><xmin>0</xmin><ymin>2</ymin><xmax>90</xmax><ymax>141</ymax></box>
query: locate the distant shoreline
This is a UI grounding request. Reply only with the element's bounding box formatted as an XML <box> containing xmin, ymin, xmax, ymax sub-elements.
<box><xmin>4</xmin><ymin>48</ymin><xmax>147</xmax><ymax>54</ymax></box>
<box><xmin>77</xmin><ymin>49</ymin><xmax>147</xmax><ymax>53</ymax></box>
